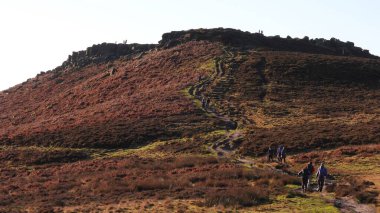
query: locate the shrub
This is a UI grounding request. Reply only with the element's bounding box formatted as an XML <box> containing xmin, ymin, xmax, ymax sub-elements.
<box><xmin>286</xmin><ymin>190</ymin><xmax>307</xmax><ymax>198</ymax></box>
<box><xmin>356</xmin><ymin>191</ymin><xmax>379</xmax><ymax>204</ymax></box>
<box><xmin>205</xmin><ymin>180</ymin><xmax>229</xmax><ymax>188</ymax></box>
<box><xmin>134</xmin><ymin>178</ymin><xmax>171</xmax><ymax>191</ymax></box>
<box><xmin>173</xmin><ymin>156</ymin><xmax>218</xmax><ymax>168</ymax></box>
<box><xmin>188</xmin><ymin>175</ymin><xmax>207</xmax><ymax>183</ymax></box>
<box><xmin>205</xmin><ymin>187</ymin><xmax>269</xmax><ymax>207</ymax></box>
<box><xmin>335</xmin><ymin>178</ymin><xmax>379</xmax><ymax>204</ymax></box>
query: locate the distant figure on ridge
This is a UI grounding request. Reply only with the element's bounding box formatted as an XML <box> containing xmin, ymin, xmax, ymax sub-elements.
<box><xmin>316</xmin><ymin>162</ymin><xmax>328</xmax><ymax>192</ymax></box>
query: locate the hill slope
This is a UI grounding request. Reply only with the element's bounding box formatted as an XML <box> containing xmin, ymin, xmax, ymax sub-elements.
<box><xmin>0</xmin><ymin>28</ymin><xmax>379</xmax><ymax>212</ymax></box>
<box><xmin>1</xmin><ymin>28</ymin><xmax>379</xmax><ymax>152</ymax></box>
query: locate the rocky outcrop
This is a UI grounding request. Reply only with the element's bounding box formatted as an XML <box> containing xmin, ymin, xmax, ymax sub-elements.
<box><xmin>159</xmin><ymin>28</ymin><xmax>377</xmax><ymax>58</ymax></box>
<box><xmin>56</xmin><ymin>28</ymin><xmax>377</xmax><ymax>72</ymax></box>
<box><xmin>59</xmin><ymin>43</ymin><xmax>157</xmax><ymax>69</ymax></box>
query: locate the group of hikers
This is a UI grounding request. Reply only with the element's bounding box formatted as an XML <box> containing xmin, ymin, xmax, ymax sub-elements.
<box><xmin>298</xmin><ymin>161</ymin><xmax>328</xmax><ymax>192</ymax></box>
<box><xmin>267</xmin><ymin>145</ymin><xmax>329</xmax><ymax>193</ymax></box>
<box><xmin>267</xmin><ymin>145</ymin><xmax>286</xmax><ymax>163</ymax></box>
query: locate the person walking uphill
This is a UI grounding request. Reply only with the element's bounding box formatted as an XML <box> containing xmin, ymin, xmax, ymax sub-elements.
<box><xmin>267</xmin><ymin>145</ymin><xmax>275</xmax><ymax>162</ymax></box>
<box><xmin>277</xmin><ymin>145</ymin><xmax>284</xmax><ymax>162</ymax></box>
<box><xmin>280</xmin><ymin>146</ymin><xmax>286</xmax><ymax>163</ymax></box>
<box><xmin>316</xmin><ymin>163</ymin><xmax>328</xmax><ymax>192</ymax></box>
<box><xmin>306</xmin><ymin>161</ymin><xmax>315</xmax><ymax>189</ymax></box>
<box><xmin>298</xmin><ymin>167</ymin><xmax>310</xmax><ymax>193</ymax></box>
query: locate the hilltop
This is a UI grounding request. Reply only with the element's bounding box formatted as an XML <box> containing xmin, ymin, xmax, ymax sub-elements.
<box><xmin>0</xmin><ymin>28</ymin><xmax>379</xmax><ymax>212</ymax></box>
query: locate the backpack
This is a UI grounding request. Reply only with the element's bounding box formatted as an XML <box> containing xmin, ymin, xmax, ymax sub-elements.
<box><xmin>318</xmin><ymin>167</ymin><xmax>327</xmax><ymax>177</ymax></box>
<box><xmin>299</xmin><ymin>168</ymin><xmax>309</xmax><ymax>178</ymax></box>
<box><xmin>307</xmin><ymin>164</ymin><xmax>314</xmax><ymax>174</ymax></box>
<box><xmin>280</xmin><ymin>148</ymin><xmax>286</xmax><ymax>157</ymax></box>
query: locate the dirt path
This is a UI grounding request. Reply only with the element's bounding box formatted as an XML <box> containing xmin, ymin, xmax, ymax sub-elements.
<box><xmin>188</xmin><ymin>48</ymin><xmax>261</xmax><ymax>168</ymax></box>
<box><xmin>188</xmin><ymin>48</ymin><xmax>377</xmax><ymax>213</ymax></box>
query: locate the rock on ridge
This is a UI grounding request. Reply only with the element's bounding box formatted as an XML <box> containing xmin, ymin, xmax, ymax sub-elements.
<box><xmin>59</xmin><ymin>43</ymin><xmax>157</xmax><ymax>69</ymax></box>
<box><xmin>159</xmin><ymin>28</ymin><xmax>377</xmax><ymax>58</ymax></box>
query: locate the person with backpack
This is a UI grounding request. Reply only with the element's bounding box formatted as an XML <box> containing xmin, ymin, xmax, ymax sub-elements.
<box><xmin>316</xmin><ymin>163</ymin><xmax>328</xmax><ymax>192</ymax></box>
<box><xmin>306</xmin><ymin>161</ymin><xmax>315</xmax><ymax>189</ymax></box>
<box><xmin>298</xmin><ymin>167</ymin><xmax>310</xmax><ymax>193</ymax></box>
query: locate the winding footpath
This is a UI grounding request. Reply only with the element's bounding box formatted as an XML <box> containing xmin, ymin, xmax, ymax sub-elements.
<box><xmin>187</xmin><ymin>48</ymin><xmax>376</xmax><ymax>213</ymax></box>
<box><xmin>188</xmin><ymin>48</ymin><xmax>253</xmax><ymax>163</ymax></box>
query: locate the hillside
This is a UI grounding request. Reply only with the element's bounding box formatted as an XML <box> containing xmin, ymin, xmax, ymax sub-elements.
<box><xmin>0</xmin><ymin>28</ymin><xmax>379</xmax><ymax>212</ymax></box>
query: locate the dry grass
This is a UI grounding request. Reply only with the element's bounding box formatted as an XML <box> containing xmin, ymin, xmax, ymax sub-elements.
<box><xmin>204</xmin><ymin>186</ymin><xmax>270</xmax><ymax>207</ymax></box>
<box><xmin>335</xmin><ymin>178</ymin><xmax>379</xmax><ymax>204</ymax></box>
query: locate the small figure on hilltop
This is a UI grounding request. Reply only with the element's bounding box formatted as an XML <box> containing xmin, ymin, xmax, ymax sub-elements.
<box><xmin>316</xmin><ymin>162</ymin><xmax>328</xmax><ymax>192</ymax></box>
<box><xmin>298</xmin><ymin>167</ymin><xmax>310</xmax><ymax>193</ymax></box>
<box><xmin>267</xmin><ymin>145</ymin><xmax>275</xmax><ymax>162</ymax></box>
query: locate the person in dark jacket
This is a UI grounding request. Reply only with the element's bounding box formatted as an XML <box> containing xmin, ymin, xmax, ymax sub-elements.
<box><xmin>298</xmin><ymin>167</ymin><xmax>310</xmax><ymax>193</ymax></box>
<box><xmin>267</xmin><ymin>145</ymin><xmax>275</xmax><ymax>162</ymax></box>
<box><xmin>277</xmin><ymin>145</ymin><xmax>284</xmax><ymax>162</ymax></box>
<box><xmin>316</xmin><ymin>163</ymin><xmax>328</xmax><ymax>192</ymax></box>
<box><xmin>280</xmin><ymin>146</ymin><xmax>286</xmax><ymax>163</ymax></box>
<box><xmin>306</xmin><ymin>161</ymin><xmax>315</xmax><ymax>189</ymax></box>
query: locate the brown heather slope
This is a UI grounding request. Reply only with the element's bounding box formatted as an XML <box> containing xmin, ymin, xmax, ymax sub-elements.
<box><xmin>0</xmin><ymin>28</ymin><xmax>379</xmax><ymax>153</ymax></box>
<box><xmin>0</xmin><ymin>41</ymin><xmax>227</xmax><ymax>148</ymax></box>
<box><xmin>229</xmin><ymin>51</ymin><xmax>380</xmax><ymax>155</ymax></box>
<box><xmin>0</xmin><ymin>28</ymin><xmax>379</xmax><ymax>212</ymax></box>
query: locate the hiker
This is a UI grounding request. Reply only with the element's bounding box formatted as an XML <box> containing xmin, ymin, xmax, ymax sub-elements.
<box><xmin>298</xmin><ymin>167</ymin><xmax>310</xmax><ymax>193</ymax></box>
<box><xmin>316</xmin><ymin>163</ymin><xmax>328</xmax><ymax>192</ymax></box>
<box><xmin>201</xmin><ymin>96</ymin><xmax>206</xmax><ymax>108</ymax></box>
<box><xmin>277</xmin><ymin>145</ymin><xmax>284</xmax><ymax>162</ymax></box>
<box><xmin>280</xmin><ymin>146</ymin><xmax>286</xmax><ymax>163</ymax></box>
<box><xmin>205</xmin><ymin>98</ymin><xmax>210</xmax><ymax>108</ymax></box>
<box><xmin>267</xmin><ymin>145</ymin><xmax>275</xmax><ymax>162</ymax></box>
<box><xmin>306</xmin><ymin>161</ymin><xmax>315</xmax><ymax>189</ymax></box>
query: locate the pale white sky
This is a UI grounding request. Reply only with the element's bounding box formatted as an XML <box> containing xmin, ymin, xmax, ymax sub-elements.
<box><xmin>0</xmin><ymin>0</ymin><xmax>379</xmax><ymax>91</ymax></box>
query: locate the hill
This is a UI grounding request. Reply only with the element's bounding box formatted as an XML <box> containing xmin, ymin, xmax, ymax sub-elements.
<box><xmin>0</xmin><ymin>28</ymin><xmax>379</xmax><ymax>212</ymax></box>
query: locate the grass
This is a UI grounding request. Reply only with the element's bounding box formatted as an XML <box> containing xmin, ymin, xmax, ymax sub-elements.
<box><xmin>0</xmin><ymin>145</ymin><xmax>93</xmax><ymax>166</ymax></box>
<box><xmin>204</xmin><ymin>186</ymin><xmax>270</xmax><ymax>207</ymax></box>
<box><xmin>255</xmin><ymin>194</ymin><xmax>339</xmax><ymax>213</ymax></box>
<box><xmin>198</xmin><ymin>59</ymin><xmax>216</xmax><ymax>74</ymax></box>
<box><xmin>329</xmin><ymin>155</ymin><xmax>380</xmax><ymax>176</ymax></box>
<box><xmin>88</xmin><ymin>129</ymin><xmax>231</xmax><ymax>160</ymax></box>
<box><xmin>285</xmin><ymin>184</ymin><xmax>300</xmax><ymax>190</ymax></box>
<box><xmin>335</xmin><ymin>177</ymin><xmax>379</xmax><ymax>204</ymax></box>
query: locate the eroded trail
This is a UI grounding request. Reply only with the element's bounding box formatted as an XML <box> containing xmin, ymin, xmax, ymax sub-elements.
<box><xmin>187</xmin><ymin>48</ymin><xmax>254</xmax><ymax>165</ymax></box>
<box><xmin>187</xmin><ymin>49</ymin><xmax>378</xmax><ymax>213</ymax></box>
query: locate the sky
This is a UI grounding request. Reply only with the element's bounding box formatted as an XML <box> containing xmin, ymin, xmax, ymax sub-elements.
<box><xmin>0</xmin><ymin>0</ymin><xmax>379</xmax><ymax>91</ymax></box>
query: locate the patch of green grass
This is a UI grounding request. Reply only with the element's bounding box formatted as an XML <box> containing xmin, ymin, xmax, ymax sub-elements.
<box><xmin>329</xmin><ymin>155</ymin><xmax>380</xmax><ymax>176</ymax></box>
<box><xmin>255</xmin><ymin>194</ymin><xmax>339</xmax><ymax>213</ymax></box>
<box><xmin>285</xmin><ymin>184</ymin><xmax>300</xmax><ymax>190</ymax></box>
<box><xmin>198</xmin><ymin>59</ymin><xmax>216</xmax><ymax>73</ymax></box>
